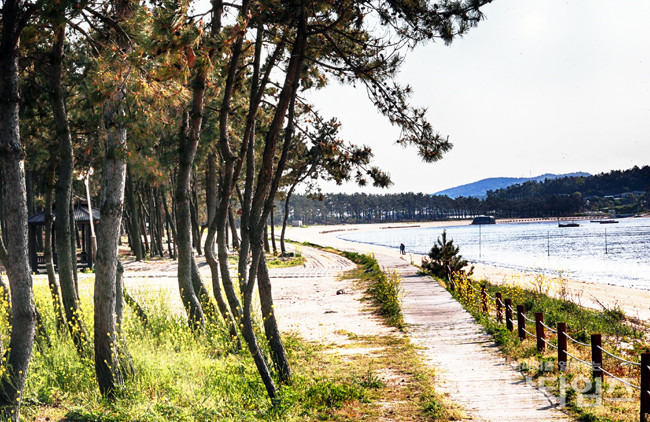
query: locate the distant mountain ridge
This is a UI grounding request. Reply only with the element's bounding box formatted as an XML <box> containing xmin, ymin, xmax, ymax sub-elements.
<box><xmin>434</xmin><ymin>172</ymin><xmax>591</xmax><ymax>199</ymax></box>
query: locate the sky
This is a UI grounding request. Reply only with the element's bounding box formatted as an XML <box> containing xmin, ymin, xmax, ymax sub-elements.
<box><xmin>306</xmin><ymin>0</ymin><xmax>650</xmax><ymax>194</ymax></box>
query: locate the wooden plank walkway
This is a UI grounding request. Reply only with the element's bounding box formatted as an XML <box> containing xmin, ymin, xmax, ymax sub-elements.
<box><xmin>376</xmin><ymin>252</ymin><xmax>572</xmax><ymax>421</ymax></box>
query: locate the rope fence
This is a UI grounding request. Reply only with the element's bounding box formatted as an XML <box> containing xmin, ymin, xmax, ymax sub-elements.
<box><xmin>597</xmin><ymin>345</ymin><xmax>642</xmax><ymax>367</ymax></box>
<box><xmin>447</xmin><ymin>277</ymin><xmax>650</xmax><ymax>421</ymax></box>
<box><xmin>563</xmin><ymin>332</ymin><xmax>591</xmax><ymax>348</ymax></box>
<box><xmin>540</xmin><ymin>320</ymin><xmax>557</xmax><ymax>334</ymax></box>
<box><xmin>541</xmin><ymin>336</ymin><xmax>558</xmax><ymax>350</ymax></box>
<box><xmin>600</xmin><ymin>367</ymin><xmax>641</xmax><ymax>390</ymax></box>
<box><xmin>523</xmin><ymin>328</ymin><xmax>536</xmax><ymax>337</ymax></box>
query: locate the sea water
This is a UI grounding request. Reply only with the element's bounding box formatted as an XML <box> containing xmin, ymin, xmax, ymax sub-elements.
<box><xmin>337</xmin><ymin>218</ymin><xmax>650</xmax><ymax>289</ymax></box>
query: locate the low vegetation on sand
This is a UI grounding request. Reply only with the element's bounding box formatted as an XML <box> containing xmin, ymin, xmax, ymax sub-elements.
<box><xmin>12</xmin><ymin>277</ymin><xmax>398</xmax><ymax>421</ymax></box>
<box><xmin>340</xmin><ymin>251</ymin><xmax>404</xmax><ymax>330</ymax></box>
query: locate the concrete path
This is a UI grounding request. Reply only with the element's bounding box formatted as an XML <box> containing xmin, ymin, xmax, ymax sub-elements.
<box><xmin>285</xmin><ymin>226</ymin><xmax>573</xmax><ymax>421</ymax></box>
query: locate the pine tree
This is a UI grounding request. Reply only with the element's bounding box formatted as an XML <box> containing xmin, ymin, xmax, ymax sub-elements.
<box><xmin>422</xmin><ymin>230</ymin><xmax>473</xmax><ymax>280</ymax></box>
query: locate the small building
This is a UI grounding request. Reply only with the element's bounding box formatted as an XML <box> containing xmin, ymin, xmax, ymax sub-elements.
<box><xmin>471</xmin><ymin>215</ymin><xmax>496</xmax><ymax>225</ymax></box>
<box><xmin>28</xmin><ymin>203</ymin><xmax>99</xmax><ymax>272</ymax></box>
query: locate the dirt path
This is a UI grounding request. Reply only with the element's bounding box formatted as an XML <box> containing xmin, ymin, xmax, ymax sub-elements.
<box><xmin>268</xmin><ymin>245</ymin><xmax>395</xmax><ymax>344</ymax></box>
<box><xmin>285</xmin><ymin>226</ymin><xmax>574</xmax><ymax>421</ymax></box>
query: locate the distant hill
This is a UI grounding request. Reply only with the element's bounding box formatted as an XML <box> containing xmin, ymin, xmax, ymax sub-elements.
<box><xmin>434</xmin><ymin>172</ymin><xmax>591</xmax><ymax>199</ymax></box>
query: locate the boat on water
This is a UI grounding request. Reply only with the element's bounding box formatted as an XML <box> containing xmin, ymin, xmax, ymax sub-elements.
<box><xmin>472</xmin><ymin>215</ymin><xmax>496</xmax><ymax>225</ymax></box>
<box><xmin>558</xmin><ymin>222</ymin><xmax>580</xmax><ymax>227</ymax></box>
<box><xmin>599</xmin><ymin>220</ymin><xmax>619</xmax><ymax>224</ymax></box>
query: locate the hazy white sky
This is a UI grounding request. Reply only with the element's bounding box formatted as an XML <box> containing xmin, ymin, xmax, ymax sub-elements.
<box><xmin>307</xmin><ymin>0</ymin><xmax>650</xmax><ymax>194</ymax></box>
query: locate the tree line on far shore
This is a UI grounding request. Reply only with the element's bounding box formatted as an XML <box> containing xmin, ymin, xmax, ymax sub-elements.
<box><xmin>286</xmin><ymin>166</ymin><xmax>650</xmax><ymax>224</ymax></box>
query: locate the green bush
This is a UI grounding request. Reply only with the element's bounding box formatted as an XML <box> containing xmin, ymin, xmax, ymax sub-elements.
<box><xmin>421</xmin><ymin>230</ymin><xmax>472</xmax><ymax>280</ymax></box>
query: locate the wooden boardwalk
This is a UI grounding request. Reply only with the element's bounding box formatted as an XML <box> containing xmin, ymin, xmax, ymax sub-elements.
<box><xmin>376</xmin><ymin>253</ymin><xmax>572</xmax><ymax>421</ymax></box>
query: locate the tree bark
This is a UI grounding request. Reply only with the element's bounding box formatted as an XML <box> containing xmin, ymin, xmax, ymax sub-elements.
<box><xmin>204</xmin><ymin>153</ymin><xmax>240</xmax><ymax>346</ymax></box>
<box><xmin>190</xmin><ymin>187</ymin><xmax>202</xmax><ymax>255</ymax></box>
<box><xmin>245</xmin><ymin>12</ymin><xmax>307</xmax><ymax>385</ymax></box>
<box><xmin>257</xmin><ymin>254</ymin><xmax>291</xmax><ymax>382</ymax></box>
<box><xmin>50</xmin><ymin>22</ymin><xmax>89</xmax><ymax>357</ymax></box>
<box><xmin>263</xmin><ymin>223</ymin><xmax>270</xmax><ymax>253</ymax></box>
<box><xmin>94</xmin><ymin>0</ymin><xmax>136</xmax><ymax>396</ymax></box>
<box><xmin>161</xmin><ymin>190</ymin><xmax>175</xmax><ymax>258</ymax></box>
<box><xmin>228</xmin><ymin>204</ymin><xmax>240</xmax><ymax>250</ymax></box>
<box><xmin>0</xmin><ymin>2</ymin><xmax>36</xmax><ymax>418</ymax></box>
<box><xmin>43</xmin><ymin>146</ymin><xmax>66</xmax><ymax>331</ymax></box>
<box><xmin>152</xmin><ymin>187</ymin><xmax>164</xmax><ymax>257</ymax></box>
<box><xmin>94</xmin><ymin>70</ymin><xmax>127</xmax><ymax>398</ymax></box>
<box><xmin>125</xmin><ymin>171</ymin><xmax>144</xmax><ymax>260</ymax></box>
<box><xmin>280</xmin><ymin>182</ymin><xmax>298</xmax><ymax>255</ymax></box>
<box><xmin>242</xmin><ymin>244</ymin><xmax>276</xmax><ymax>399</ymax></box>
<box><xmin>137</xmin><ymin>191</ymin><xmax>150</xmax><ymax>255</ymax></box>
<box><xmin>114</xmin><ymin>260</ymin><xmax>135</xmax><ymax>379</ymax></box>
<box><xmin>175</xmin><ymin>110</ymin><xmax>205</xmax><ymax>331</ymax></box>
<box><xmin>269</xmin><ymin>208</ymin><xmax>276</xmax><ymax>255</ymax></box>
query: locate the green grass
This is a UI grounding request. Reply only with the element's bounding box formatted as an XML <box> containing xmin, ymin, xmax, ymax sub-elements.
<box><xmin>15</xmin><ymin>280</ymin><xmax>395</xmax><ymax>422</ymax></box>
<box><xmin>340</xmin><ymin>251</ymin><xmax>404</xmax><ymax>330</ymax></box>
<box><xmin>266</xmin><ymin>255</ymin><xmax>305</xmax><ymax>269</ymax></box>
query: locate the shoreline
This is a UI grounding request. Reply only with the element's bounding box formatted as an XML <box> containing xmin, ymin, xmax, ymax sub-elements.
<box><xmin>285</xmin><ymin>220</ymin><xmax>650</xmax><ymax>321</ymax></box>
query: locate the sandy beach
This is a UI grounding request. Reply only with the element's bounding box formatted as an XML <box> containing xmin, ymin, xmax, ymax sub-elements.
<box><xmin>284</xmin><ymin>220</ymin><xmax>650</xmax><ymax>322</ymax></box>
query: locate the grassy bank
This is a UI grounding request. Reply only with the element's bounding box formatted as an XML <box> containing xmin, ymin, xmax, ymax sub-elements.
<box><xmin>340</xmin><ymin>251</ymin><xmax>404</xmax><ymax>330</ymax></box>
<box><xmin>13</xmin><ymin>273</ymin><xmax>409</xmax><ymax>422</ymax></box>
<box><xmin>432</xmin><ymin>272</ymin><xmax>648</xmax><ymax>422</ymax></box>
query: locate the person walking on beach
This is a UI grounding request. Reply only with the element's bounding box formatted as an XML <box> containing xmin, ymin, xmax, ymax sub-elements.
<box><xmin>399</xmin><ymin>243</ymin><xmax>405</xmax><ymax>255</ymax></box>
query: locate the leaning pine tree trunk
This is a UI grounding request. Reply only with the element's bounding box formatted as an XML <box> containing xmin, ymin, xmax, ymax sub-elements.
<box><xmin>228</xmin><ymin>205</ymin><xmax>240</xmax><ymax>250</ymax></box>
<box><xmin>247</xmin><ymin>18</ymin><xmax>307</xmax><ymax>385</ymax></box>
<box><xmin>257</xmin><ymin>255</ymin><xmax>291</xmax><ymax>382</ymax></box>
<box><xmin>204</xmin><ymin>153</ymin><xmax>241</xmax><ymax>346</ymax></box>
<box><xmin>280</xmin><ymin>181</ymin><xmax>300</xmax><ymax>255</ymax></box>
<box><xmin>0</xmin><ymin>1</ymin><xmax>37</xmax><ymax>418</ymax></box>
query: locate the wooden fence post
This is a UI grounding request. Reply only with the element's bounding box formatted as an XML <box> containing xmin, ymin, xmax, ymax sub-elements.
<box><xmin>496</xmin><ymin>292</ymin><xmax>503</xmax><ymax>323</ymax></box>
<box><xmin>505</xmin><ymin>299</ymin><xmax>513</xmax><ymax>331</ymax></box>
<box><xmin>517</xmin><ymin>305</ymin><xmax>526</xmax><ymax>341</ymax></box>
<box><xmin>591</xmin><ymin>333</ymin><xmax>602</xmax><ymax>381</ymax></box>
<box><xmin>641</xmin><ymin>352</ymin><xmax>650</xmax><ymax>422</ymax></box>
<box><xmin>535</xmin><ymin>312</ymin><xmax>545</xmax><ymax>352</ymax></box>
<box><xmin>481</xmin><ymin>286</ymin><xmax>488</xmax><ymax>314</ymax></box>
<box><xmin>557</xmin><ymin>323</ymin><xmax>567</xmax><ymax>372</ymax></box>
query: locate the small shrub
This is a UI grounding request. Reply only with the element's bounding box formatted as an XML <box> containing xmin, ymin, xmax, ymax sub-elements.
<box><xmin>421</xmin><ymin>230</ymin><xmax>473</xmax><ymax>280</ymax></box>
